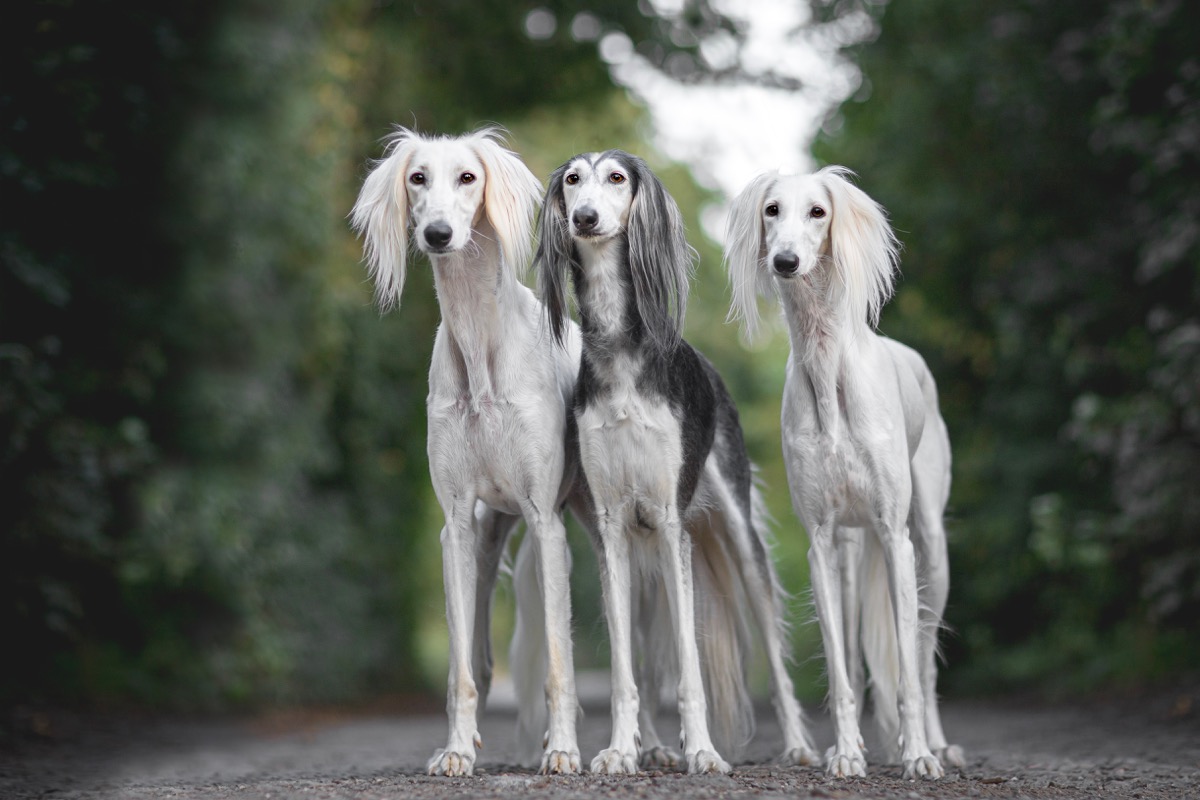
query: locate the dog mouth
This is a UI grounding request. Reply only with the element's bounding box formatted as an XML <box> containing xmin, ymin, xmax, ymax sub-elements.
<box><xmin>571</xmin><ymin>225</ymin><xmax>615</xmax><ymax>242</ymax></box>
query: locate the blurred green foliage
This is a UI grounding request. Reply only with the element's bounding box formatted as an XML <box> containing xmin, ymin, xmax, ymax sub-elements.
<box><xmin>0</xmin><ymin>0</ymin><xmax>651</xmax><ymax>709</ymax></box>
<box><xmin>4</xmin><ymin>0</ymin><xmax>1196</xmax><ymax>712</ymax></box>
<box><xmin>816</xmin><ymin>0</ymin><xmax>1200</xmax><ymax>693</ymax></box>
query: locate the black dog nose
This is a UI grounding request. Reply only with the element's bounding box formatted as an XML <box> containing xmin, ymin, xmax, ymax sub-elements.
<box><xmin>773</xmin><ymin>252</ymin><xmax>800</xmax><ymax>275</ymax></box>
<box><xmin>572</xmin><ymin>206</ymin><xmax>599</xmax><ymax>232</ymax></box>
<box><xmin>424</xmin><ymin>222</ymin><xmax>453</xmax><ymax>248</ymax></box>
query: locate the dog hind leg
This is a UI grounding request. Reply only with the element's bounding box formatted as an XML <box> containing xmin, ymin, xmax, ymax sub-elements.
<box><xmin>635</xmin><ymin>581</ymin><xmax>681</xmax><ymax>768</ymax></box>
<box><xmin>473</xmin><ymin>505</ymin><xmax>518</xmax><ymax>712</ymax></box>
<box><xmin>524</xmin><ymin>501</ymin><xmax>582</xmax><ymax>774</ymax></box>
<box><xmin>659</xmin><ymin>507</ymin><xmax>731</xmax><ymax>774</ymax></box>
<box><xmin>875</xmin><ymin>521</ymin><xmax>943</xmax><ymax>780</ymax></box>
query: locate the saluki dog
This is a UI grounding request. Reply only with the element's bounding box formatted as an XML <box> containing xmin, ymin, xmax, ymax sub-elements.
<box><xmin>351</xmin><ymin>128</ymin><xmax>584</xmax><ymax>776</ymax></box>
<box><xmin>725</xmin><ymin>166</ymin><xmax>963</xmax><ymax>779</ymax></box>
<box><xmin>537</xmin><ymin>151</ymin><xmax>817</xmax><ymax>774</ymax></box>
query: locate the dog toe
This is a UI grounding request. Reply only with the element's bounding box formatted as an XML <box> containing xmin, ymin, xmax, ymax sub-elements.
<box><xmin>639</xmin><ymin>745</ymin><xmax>681</xmax><ymax>769</ymax></box>
<box><xmin>591</xmin><ymin>748</ymin><xmax>638</xmax><ymax>775</ymax></box>
<box><xmin>903</xmin><ymin>753</ymin><xmax>944</xmax><ymax>780</ymax></box>
<box><xmin>540</xmin><ymin>749</ymin><xmax>581</xmax><ymax>775</ymax></box>
<box><xmin>687</xmin><ymin>749</ymin><xmax>731</xmax><ymax>774</ymax></box>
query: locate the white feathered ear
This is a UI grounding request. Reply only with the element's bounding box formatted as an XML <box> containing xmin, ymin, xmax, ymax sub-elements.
<box><xmin>820</xmin><ymin>166</ymin><xmax>899</xmax><ymax>331</ymax></box>
<box><xmin>350</xmin><ymin>128</ymin><xmax>418</xmax><ymax>310</ymax></box>
<box><xmin>724</xmin><ymin>171</ymin><xmax>778</xmax><ymax>339</ymax></box>
<box><xmin>469</xmin><ymin>129</ymin><xmax>544</xmax><ymax>280</ymax></box>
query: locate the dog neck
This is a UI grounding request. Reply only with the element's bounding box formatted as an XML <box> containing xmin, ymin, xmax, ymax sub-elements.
<box><xmin>429</xmin><ymin>218</ymin><xmax>531</xmax><ymax>406</ymax></box>
<box><xmin>778</xmin><ymin>273</ymin><xmax>861</xmax><ymax>441</ymax></box>
<box><xmin>572</xmin><ymin>236</ymin><xmax>640</xmax><ymax>359</ymax></box>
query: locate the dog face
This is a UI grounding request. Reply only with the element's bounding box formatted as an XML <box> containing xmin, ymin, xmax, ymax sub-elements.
<box><xmin>725</xmin><ymin>166</ymin><xmax>899</xmax><ymax>338</ymax></box>
<box><xmin>757</xmin><ymin>173</ymin><xmax>834</xmax><ymax>280</ymax></box>
<box><xmin>402</xmin><ymin>139</ymin><xmax>488</xmax><ymax>256</ymax></box>
<box><xmin>352</xmin><ymin>128</ymin><xmax>542</xmax><ymax>309</ymax></box>
<box><xmin>559</xmin><ymin>152</ymin><xmax>637</xmax><ymax>242</ymax></box>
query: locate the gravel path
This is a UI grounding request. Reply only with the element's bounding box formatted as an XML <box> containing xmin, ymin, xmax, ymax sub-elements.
<box><xmin>4</xmin><ymin>682</ymin><xmax>1198</xmax><ymax>799</ymax></box>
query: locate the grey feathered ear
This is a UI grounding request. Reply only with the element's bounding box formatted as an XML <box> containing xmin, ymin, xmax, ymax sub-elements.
<box><xmin>624</xmin><ymin>153</ymin><xmax>694</xmax><ymax>355</ymax></box>
<box><xmin>535</xmin><ymin>162</ymin><xmax>579</xmax><ymax>347</ymax></box>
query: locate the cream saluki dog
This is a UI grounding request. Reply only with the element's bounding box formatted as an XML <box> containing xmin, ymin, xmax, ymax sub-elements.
<box><xmin>725</xmin><ymin>167</ymin><xmax>963</xmax><ymax>779</ymax></box>
<box><xmin>537</xmin><ymin>151</ymin><xmax>817</xmax><ymax>774</ymax></box>
<box><xmin>351</xmin><ymin>128</ymin><xmax>583</xmax><ymax>776</ymax></box>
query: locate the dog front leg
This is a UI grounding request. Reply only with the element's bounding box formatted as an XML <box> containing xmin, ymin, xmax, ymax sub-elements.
<box><xmin>427</xmin><ymin>496</ymin><xmax>483</xmax><ymax>777</ymax></box>
<box><xmin>591</xmin><ymin>510</ymin><xmax>640</xmax><ymax>775</ymax></box>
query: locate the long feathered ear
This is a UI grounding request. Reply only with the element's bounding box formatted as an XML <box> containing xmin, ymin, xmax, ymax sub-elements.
<box><xmin>820</xmin><ymin>166</ymin><xmax>899</xmax><ymax>331</ymax></box>
<box><xmin>624</xmin><ymin>154</ymin><xmax>694</xmax><ymax>355</ymax></box>
<box><xmin>469</xmin><ymin>128</ymin><xmax>544</xmax><ymax>280</ymax></box>
<box><xmin>350</xmin><ymin>127</ymin><xmax>418</xmax><ymax>310</ymax></box>
<box><xmin>535</xmin><ymin>162</ymin><xmax>578</xmax><ymax>347</ymax></box>
<box><xmin>724</xmin><ymin>172</ymin><xmax>778</xmax><ymax>339</ymax></box>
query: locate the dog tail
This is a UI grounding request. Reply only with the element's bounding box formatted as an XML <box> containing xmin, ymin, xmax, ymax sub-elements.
<box><xmin>692</xmin><ymin>513</ymin><xmax>755</xmax><ymax>759</ymax></box>
<box><xmin>510</xmin><ymin>532</ymin><xmax>548</xmax><ymax>766</ymax></box>
<box><xmin>859</xmin><ymin>532</ymin><xmax>901</xmax><ymax>763</ymax></box>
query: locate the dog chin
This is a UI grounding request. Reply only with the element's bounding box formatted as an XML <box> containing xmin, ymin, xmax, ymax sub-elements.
<box><xmin>571</xmin><ymin>228</ymin><xmax>614</xmax><ymax>243</ymax></box>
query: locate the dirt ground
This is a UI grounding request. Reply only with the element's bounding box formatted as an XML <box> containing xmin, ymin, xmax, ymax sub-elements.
<box><xmin>4</xmin><ymin>680</ymin><xmax>1198</xmax><ymax>800</ymax></box>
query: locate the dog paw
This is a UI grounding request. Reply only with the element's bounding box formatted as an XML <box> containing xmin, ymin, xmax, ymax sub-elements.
<box><xmin>639</xmin><ymin>745</ymin><xmax>681</xmax><ymax>769</ymax></box>
<box><xmin>937</xmin><ymin>744</ymin><xmax>965</xmax><ymax>769</ymax></box>
<box><xmin>591</xmin><ymin>747</ymin><xmax>638</xmax><ymax>774</ymax></box>
<box><xmin>902</xmin><ymin>753</ymin><xmax>944</xmax><ymax>780</ymax></box>
<box><xmin>540</xmin><ymin>749</ymin><xmax>582</xmax><ymax>775</ymax></box>
<box><xmin>777</xmin><ymin>746</ymin><xmax>820</xmax><ymax>767</ymax></box>
<box><xmin>426</xmin><ymin>748</ymin><xmax>475</xmax><ymax>777</ymax></box>
<box><xmin>824</xmin><ymin>750</ymin><xmax>867</xmax><ymax>778</ymax></box>
<box><xmin>687</xmin><ymin>749</ymin><xmax>731</xmax><ymax>774</ymax></box>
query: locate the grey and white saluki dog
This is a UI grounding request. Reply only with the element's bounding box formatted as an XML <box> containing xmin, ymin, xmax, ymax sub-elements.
<box><xmin>351</xmin><ymin>128</ymin><xmax>584</xmax><ymax>776</ymax></box>
<box><xmin>537</xmin><ymin>150</ymin><xmax>817</xmax><ymax>774</ymax></box>
<box><xmin>725</xmin><ymin>166</ymin><xmax>964</xmax><ymax>779</ymax></box>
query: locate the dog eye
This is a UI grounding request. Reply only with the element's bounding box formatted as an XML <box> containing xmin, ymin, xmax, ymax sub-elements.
<box><xmin>810</xmin><ymin>206</ymin><xmax>826</xmax><ymax>219</ymax></box>
<box><xmin>460</xmin><ymin>171</ymin><xmax>476</xmax><ymax>185</ymax></box>
<box><xmin>765</xmin><ymin>203</ymin><xmax>779</xmax><ymax>217</ymax></box>
<box><xmin>609</xmin><ymin>172</ymin><xmax>626</xmax><ymax>184</ymax></box>
<box><xmin>410</xmin><ymin>172</ymin><xmax>425</xmax><ymax>185</ymax></box>
<box><xmin>565</xmin><ymin>173</ymin><xmax>579</xmax><ymax>186</ymax></box>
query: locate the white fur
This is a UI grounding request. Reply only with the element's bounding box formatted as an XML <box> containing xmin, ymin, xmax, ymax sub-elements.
<box><xmin>725</xmin><ymin>167</ymin><xmax>963</xmax><ymax>779</ymax></box>
<box><xmin>350</xmin><ymin>128</ymin><xmax>584</xmax><ymax>776</ymax></box>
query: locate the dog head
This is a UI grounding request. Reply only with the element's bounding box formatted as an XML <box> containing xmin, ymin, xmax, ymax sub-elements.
<box><xmin>537</xmin><ymin>150</ymin><xmax>694</xmax><ymax>354</ymax></box>
<box><xmin>725</xmin><ymin>166</ymin><xmax>898</xmax><ymax>338</ymax></box>
<box><xmin>350</xmin><ymin>127</ymin><xmax>542</xmax><ymax>309</ymax></box>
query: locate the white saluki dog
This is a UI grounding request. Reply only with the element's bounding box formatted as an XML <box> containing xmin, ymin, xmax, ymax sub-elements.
<box><xmin>725</xmin><ymin>166</ymin><xmax>963</xmax><ymax>780</ymax></box>
<box><xmin>351</xmin><ymin>128</ymin><xmax>584</xmax><ymax>776</ymax></box>
<box><xmin>537</xmin><ymin>150</ymin><xmax>817</xmax><ymax>774</ymax></box>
